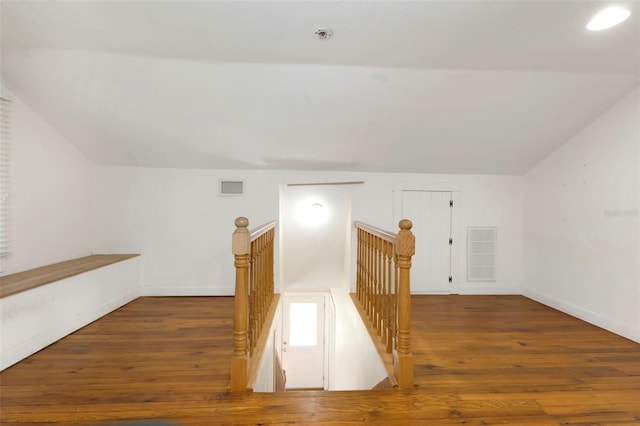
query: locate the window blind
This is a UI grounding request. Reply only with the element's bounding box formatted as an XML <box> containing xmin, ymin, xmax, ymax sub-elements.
<box><xmin>0</xmin><ymin>95</ymin><xmax>11</xmax><ymax>260</ymax></box>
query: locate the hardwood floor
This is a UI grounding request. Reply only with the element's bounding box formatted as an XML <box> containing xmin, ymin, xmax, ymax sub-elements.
<box><xmin>1</xmin><ymin>295</ymin><xmax>639</xmax><ymax>425</ymax></box>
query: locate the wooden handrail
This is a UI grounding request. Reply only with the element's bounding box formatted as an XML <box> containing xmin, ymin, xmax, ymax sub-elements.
<box><xmin>354</xmin><ymin>221</ymin><xmax>397</xmax><ymax>243</ymax></box>
<box><xmin>250</xmin><ymin>220</ymin><xmax>277</xmax><ymax>240</ymax></box>
<box><xmin>230</xmin><ymin>217</ymin><xmax>278</xmax><ymax>392</ymax></box>
<box><xmin>355</xmin><ymin>219</ymin><xmax>415</xmax><ymax>389</ymax></box>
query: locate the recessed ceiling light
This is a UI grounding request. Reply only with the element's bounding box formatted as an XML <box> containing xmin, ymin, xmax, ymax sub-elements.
<box><xmin>587</xmin><ymin>7</ymin><xmax>631</xmax><ymax>31</ymax></box>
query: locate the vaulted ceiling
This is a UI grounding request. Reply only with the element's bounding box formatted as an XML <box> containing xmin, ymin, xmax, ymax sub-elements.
<box><xmin>1</xmin><ymin>1</ymin><xmax>638</xmax><ymax>174</ymax></box>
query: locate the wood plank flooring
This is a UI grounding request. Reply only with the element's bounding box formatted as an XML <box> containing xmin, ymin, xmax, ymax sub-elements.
<box><xmin>1</xmin><ymin>295</ymin><xmax>639</xmax><ymax>425</ymax></box>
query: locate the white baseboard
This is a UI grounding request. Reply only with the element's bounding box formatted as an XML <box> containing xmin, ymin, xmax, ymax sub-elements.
<box><xmin>0</xmin><ymin>290</ymin><xmax>139</xmax><ymax>371</ymax></box>
<box><xmin>139</xmin><ymin>286</ymin><xmax>234</xmax><ymax>296</ymax></box>
<box><xmin>522</xmin><ymin>287</ymin><xmax>640</xmax><ymax>344</ymax></box>
<box><xmin>457</xmin><ymin>285</ymin><xmax>522</xmax><ymax>295</ymax></box>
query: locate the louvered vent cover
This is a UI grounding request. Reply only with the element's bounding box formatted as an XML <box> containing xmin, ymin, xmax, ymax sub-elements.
<box><xmin>219</xmin><ymin>180</ymin><xmax>245</xmax><ymax>196</ymax></box>
<box><xmin>467</xmin><ymin>227</ymin><xmax>497</xmax><ymax>282</ymax></box>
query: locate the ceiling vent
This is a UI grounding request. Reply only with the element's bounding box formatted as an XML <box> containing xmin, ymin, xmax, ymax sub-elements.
<box><xmin>219</xmin><ymin>179</ymin><xmax>245</xmax><ymax>196</ymax></box>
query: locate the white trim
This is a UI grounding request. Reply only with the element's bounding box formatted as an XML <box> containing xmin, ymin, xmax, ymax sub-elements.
<box><xmin>523</xmin><ymin>287</ymin><xmax>640</xmax><ymax>344</ymax></box>
<box><xmin>0</xmin><ymin>291</ymin><xmax>138</xmax><ymax>371</ymax></box>
<box><xmin>458</xmin><ymin>284</ymin><xmax>521</xmax><ymax>295</ymax></box>
<box><xmin>392</xmin><ymin>181</ymin><xmax>462</xmax><ymax>193</ymax></box>
<box><xmin>327</xmin><ymin>291</ymin><xmax>336</xmax><ymax>390</ymax></box>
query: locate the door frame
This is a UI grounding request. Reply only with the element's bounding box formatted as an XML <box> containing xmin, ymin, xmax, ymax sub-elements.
<box><xmin>281</xmin><ymin>291</ymin><xmax>334</xmax><ymax>390</ymax></box>
<box><xmin>392</xmin><ymin>182</ymin><xmax>462</xmax><ymax>294</ymax></box>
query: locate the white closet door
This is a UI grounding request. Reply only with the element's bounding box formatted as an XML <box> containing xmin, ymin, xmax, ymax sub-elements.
<box><xmin>401</xmin><ymin>191</ymin><xmax>452</xmax><ymax>294</ymax></box>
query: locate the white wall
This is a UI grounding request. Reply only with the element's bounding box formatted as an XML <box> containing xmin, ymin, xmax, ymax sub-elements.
<box><xmin>330</xmin><ymin>289</ymin><xmax>387</xmax><ymax>390</ymax></box>
<box><xmin>280</xmin><ymin>185</ymin><xmax>352</xmax><ymax>290</ymax></box>
<box><xmin>252</xmin><ymin>298</ymin><xmax>283</xmax><ymax>392</ymax></box>
<box><xmin>1</xmin><ymin>90</ymin><xmax>95</xmax><ymax>274</ymax></box>
<box><xmin>93</xmin><ymin>167</ymin><xmax>281</xmax><ymax>295</ymax></box>
<box><xmin>391</xmin><ymin>177</ymin><xmax>523</xmax><ymax>294</ymax></box>
<box><xmin>0</xmin><ymin>90</ymin><xmax>142</xmax><ymax>370</ymax></box>
<box><xmin>0</xmin><ymin>256</ymin><xmax>140</xmax><ymax>370</ymax></box>
<box><xmin>523</xmin><ymin>88</ymin><xmax>640</xmax><ymax>343</ymax></box>
<box><xmin>94</xmin><ymin>168</ymin><xmax>523</xmax><ymax>295</ymax></box>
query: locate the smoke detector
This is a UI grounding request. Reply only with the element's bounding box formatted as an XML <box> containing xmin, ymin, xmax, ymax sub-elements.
<box><xmin>314</xmin><ymin>27</ymin><xmax>333</xmax><ymax>40</ymax></box>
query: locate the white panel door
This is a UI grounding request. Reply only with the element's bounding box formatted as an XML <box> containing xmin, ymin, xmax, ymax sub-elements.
<box><xmin>282</xmin><ymin>295</ymin><xmax>325</xmax><ymax>389</ymax></box>
<box><xmin>401</xmin><ymin>191</ymin><xmax>453</xmax><ymax>294</ymax></box>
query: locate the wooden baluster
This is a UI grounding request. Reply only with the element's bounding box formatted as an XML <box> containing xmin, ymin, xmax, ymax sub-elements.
<box><xmin>231</xmin><ymin>217</ymin><xmax>250</xmax><ymax>392</ymax></box>
<box><xmin>263</xmin><ymin>234</ymin><xmax>267</xmax><ymax>324</ymax></box>
<box><xmin>372</xmin><ymin>235</ymin><xmax>377</xmax><ymax>326</ymax></box>
<box><xmin>371</xmin><ymin>233</ymin><xmax>377</xmax><ymax>323</ymax></box>
<box><xmin>369</xmin><ymin>235</ymin><xmax>376</xmax><ymax>322</ymax></box>
<box><xmin>360</xmin><ymin>229</ymin><xmax>365</xmax><ymax>304</ymax></box>
<box><xmin>380</xmin><ymin>237</ymin><xmax>386</xmax><ymax>339</ymax></box>
<box><xmin>376</xmin><ymin>237</ymin><xmax>382</xmax><ymax>338</ymax></box>
<box><xmin>262</xmin><ymin>234</ymin><xmax>266</xmax><ymax>329</ymax></box>
<box><xmin>360</xmin><ymin>231</ymin><xmax>365</xmax><ymax>308</ymax></box>
<box><xmin>381</xmin><ymin>240</ymin><xmax>388</xmax><ymax>346</ymax></box>
<box><xmin>271</xmin><ymin>230</ymin><xmax>275</xmax><ymax>300</ymax></box>
<box><xmin>267</xmin><ymin>233</ymin><xmax>271</xmax><ymax>313</ymax></box>
<box><xmin>365</xmin><ymin>234</ymin><xmax>373</xmax><ymax>318</ymax></box>
<box><xmin>362</xmin><ymin>232</ymin><xmax>370</xmax><ymax>315</ymax></box>
<box><xmin>249</xmin><ymin>241</ymin><xmax>260</xmax><ymax>357</ymax></box>
<box><xmin>394</xmin><ymin>219</ymin><xmax>415</xmax><ymax>389</ymax></box>
<box><xmin>365</xmin><ymin>232</ymin><xmax>371</xmax><ymax>319</ymax></box>
<box><xmin>254</xmin><ymin>238</ymin><xmax>259</xmax><ymax>353</ymax></box>
<box><xmin>373</xmin><ymin>236</ymin><xmax>379</xmax><ymax>335</ymax></box>
<box><xmin>257</xmin><ymin>236</ymin><xmax>261</xmax><ymax>351</ymax></box>
<box><xmin>393</xmin><ymin>252</ymin><xmax>399</xmax><ymax>352</ymax></box>
<box><xmin>248</xmin><ymin>246</ymin><xmax>252</xmax><ymax>357</ymax></box>
<box><xmin>256</xmin><ymin>235</ymin><xmax>262</xmax><ymax>340</ymax></box>
<box><xmin>253</xmin><ymin>236</ymin><xmax>258</xmax><ymax>349</ymax></box>
<box><xmin>262</xmin><ymin>234</ymin><xmax>266</xmax><ymax>325</ymax></box>
<box><xmin>270</xmin><ymin>229</ymin><xmax>275</xmax><ymax>301</ymax></box>
<box><xmin>265</xmin><ymin>231</ymin><xmax>271</xmax><ymax>307</ymax></box>
<box><xmin>363</xmin><ymin>229</ymin><xmax>367</xmax><ymax>307</ymax></box>
<box><xmin>376</xmin><ymin>236</ymin><xmax>383</xmax><ymax>337</ymax></box>
<box><xmin>357</xmin><ymin>229</ymin><xmax>360</xmax><ymax>300</ymax></box>
<box><xmin>385</xmin><ymin>243</ymin><xmax>395</xmax><ymax>353</ymax></box>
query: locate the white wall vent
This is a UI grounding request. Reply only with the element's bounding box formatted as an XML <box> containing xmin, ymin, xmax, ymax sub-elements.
<box><xmin>219</xmin><ymin>179</ymin><xmax>245</xmax><ymax>196</ymax></box>
<box><xmin>467</xmin><ymin>227</ymin><xmax>497</xmax><ymax>282</ymax></box>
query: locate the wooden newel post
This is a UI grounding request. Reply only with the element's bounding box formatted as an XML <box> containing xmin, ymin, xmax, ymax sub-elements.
<box><xmin>230</xmin><ymin>217</ymin><xmax>250</xmax><ymax>392</ymax></box>
<box><xmin>394</xmin><ymin>219</ymin><xmax>415</xmax><ymax>389</ymax></box>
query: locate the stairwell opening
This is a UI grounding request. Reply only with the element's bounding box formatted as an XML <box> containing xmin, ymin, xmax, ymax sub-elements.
<box><xmin>250</xmin><ymin>183</ymin><xmax>389</xmax><ymax>392</ymax></box>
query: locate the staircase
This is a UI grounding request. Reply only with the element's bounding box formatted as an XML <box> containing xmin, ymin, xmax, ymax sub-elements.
<box><xmin>229</xmin><ymin>217</ymin><xmax>415</xmax><ymax>392</ymax></box>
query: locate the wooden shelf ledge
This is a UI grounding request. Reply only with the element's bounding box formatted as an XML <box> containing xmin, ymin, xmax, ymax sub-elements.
<box><xmin>0</xmin><ymin>254</ymin><xmax>140</xmax><ymax>299</ymax></box>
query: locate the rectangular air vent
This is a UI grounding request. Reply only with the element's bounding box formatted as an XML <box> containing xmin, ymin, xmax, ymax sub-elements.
<box><xmin>467</xmin><ymin>227</ymin><xmax>497</xmax><ymax>282</ymax></box>
<box><xmin>219</xmin><ymin>179</ymin><xmax>245</xmax><ymax>196</ymax></box>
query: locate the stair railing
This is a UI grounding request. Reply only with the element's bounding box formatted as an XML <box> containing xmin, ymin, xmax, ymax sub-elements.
<box><xmin>355</xmin><ymin>219</ymin><xmax>415</xmax><ymax>388</ymax></box>
<box><xmin>230</xmin><ymin>217</ymin><xmax>278</xmax><ymax>392</ymax></box>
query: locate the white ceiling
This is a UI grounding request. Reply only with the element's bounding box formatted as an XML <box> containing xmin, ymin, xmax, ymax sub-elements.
<box><xmin>1</xmin><ymin>0</ymin><xmax>639</xmax><ymax>174</ymax></box>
